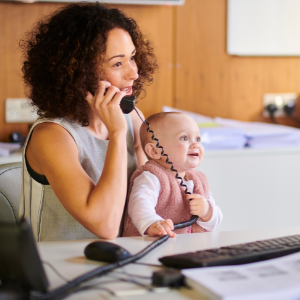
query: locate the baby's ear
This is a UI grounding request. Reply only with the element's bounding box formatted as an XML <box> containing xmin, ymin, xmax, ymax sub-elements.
<box><xmin>144</xmin><ymin>143</ymin><xmax>161</xmax><ymax>160</ymax></box>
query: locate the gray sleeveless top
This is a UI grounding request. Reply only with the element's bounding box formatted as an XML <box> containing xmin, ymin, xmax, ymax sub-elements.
<box><xmin>19</xmin><ymin>115</ymin><xmax>138</xmax><ymax>241</ymax></box>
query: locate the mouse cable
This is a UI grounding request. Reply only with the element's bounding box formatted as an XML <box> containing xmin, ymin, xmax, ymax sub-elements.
<box><xmin>113</xmin><ymin>269</ymin><xmax>151</xmax><ymax>280</ymax></box>
<box><xmin>75</xmin><ymin>276</ymin><xmax>153</xmax><ymax>298</ymax></box>
<box><xmin>65</xmin><ymin>275</ymin><xmax>152</xmax><ymax>297</ymax></box>
<box><xmin>73</xmin><ymin>284</ymin><xmax>116</xmax><ymax>297</ymax></box>
<box><xmin>107</xmin><ymin>275</ymin><xmax>153</xmax><ymax>292</ymax></box>
<box><xmin>41</xmin><ymin>261</ymin><xmax>70</xmax><ymax>283</ymax></box>
<box><xmin>31</xmin><ymin>234</ymin><xmax>169</xmax><ymax>300</ymax></box>
<box><xmin>30</xmin><ymin>109</ymin><xmax>198</xmax><ymax>300</ymax></box>
<box><xmin>42</xmin><ymin>260</ymin><xmax>151</xmax><ymax>285</ymax></box>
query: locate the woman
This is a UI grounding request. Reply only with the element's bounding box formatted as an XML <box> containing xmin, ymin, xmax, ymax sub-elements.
<box><xmin>19</xmin><ymin>3</ymin><xmax>158</xmax><ymax>241</ymax></box>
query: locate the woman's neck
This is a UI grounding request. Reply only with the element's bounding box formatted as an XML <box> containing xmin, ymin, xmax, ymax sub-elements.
<box><xmin>85</xmin><ymin>114</ymin><xmax>109</xmax><ymax>140</ymax></box>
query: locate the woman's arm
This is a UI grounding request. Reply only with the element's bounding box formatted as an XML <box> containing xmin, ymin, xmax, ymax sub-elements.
<box><xmin>27</xmin><ymin>122</ymin><xmax>128</xmax><ymax>240</ymax></box>
<box><xmin>26</xmin><ymin>83</ymin><xmax>130</xmax><ymax>240</ymax></box>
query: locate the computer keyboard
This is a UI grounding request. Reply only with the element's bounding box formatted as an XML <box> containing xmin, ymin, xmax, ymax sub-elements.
<box><xmin>159</xmin><ymin>234</ymin><xmax>300</xmax><ymax>269</ymax></box>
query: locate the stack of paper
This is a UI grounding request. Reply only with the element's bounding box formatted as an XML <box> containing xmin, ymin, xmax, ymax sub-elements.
<box><xmin>199</xmin><ymin>126</ymin><xmax>246</xmax><ymax>150</ymax></box>
<box><xmin>215</xmin><ymin>117</ymin><xmax>300</xmax><ymax>149</ymax></box>
<box><xmin>182</xmin><ymin>251</ymin><xmax>300</xmax><ymax>300</ymax></box>
<box><xmin>162</xmin><ymin>106</ymin><xmax>300</xmax><ymax>150</ymax></box>
<box><xmin>0</xmin><ymin>142</ymin><xmax>22</xmax><ymax>157</ymax></box>
<box><xmin>162</xmin><ymin>106</ymin><xmax>247</xmax><ymax>150</ymax></box>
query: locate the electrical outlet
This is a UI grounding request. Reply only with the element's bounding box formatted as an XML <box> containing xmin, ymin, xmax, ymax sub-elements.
<box><xmin>263</xmin><ymin>93</ymin><xmax>298</xmax><ymax>117</ymax></box>
<box><xmin>5</xmin><ymin>98</ymin><xmax>38</xmax><ymax>123</ymax></box>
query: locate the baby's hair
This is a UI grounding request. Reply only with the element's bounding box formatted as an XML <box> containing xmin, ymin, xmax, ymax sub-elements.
<box><xmin>140</xmin><ymin>111</ymin><xmax>183</xmax><ymax>156</ymax></box>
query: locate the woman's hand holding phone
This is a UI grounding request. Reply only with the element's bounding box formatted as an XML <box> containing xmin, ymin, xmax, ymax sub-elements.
<box><xmin>86</xmin><ymin>81</ymin><xmax>128</xmax><ymax>134</ymax></box>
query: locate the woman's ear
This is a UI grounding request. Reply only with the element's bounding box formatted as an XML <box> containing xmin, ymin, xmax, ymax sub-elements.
<box><xmin>144</xmin><ymin>143</ymin><xmax>161</xmax><ymax>160</ymax></box>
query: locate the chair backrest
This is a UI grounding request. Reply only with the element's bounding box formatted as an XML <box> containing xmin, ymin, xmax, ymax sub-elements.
<box><xmin>0</xmin><ymin>162</ymin><xmax>22</xmax><ymax>223</ymax></box>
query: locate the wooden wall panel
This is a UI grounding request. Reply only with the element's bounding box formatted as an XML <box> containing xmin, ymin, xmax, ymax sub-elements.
<box><xmin>113</xmin><ymin>5</ymin><xmax>174</xmax><ymax>118</ymax></box>
<box><xmin>2</xmin><ymin>0</ymin><xmax>300</xmax><ymax>142</ymax></box>
<box><xmin>175</xmin><ymin>0</ymin><xmax>300</xmax><ymax>126</ymax></box>
<box><xmin>175</xmin><ymin>0</ymin><xmax>231</xmax><ymax>118</ymax></box>
<box><xmin>0</xmin><ymin>2</ymin><xmax>173</xmax><ymax>141</ymax></box>
<box><xmin>0</xmin><ymin>2</ymin><xmax>66</xmax><ymax>141</ymax></box>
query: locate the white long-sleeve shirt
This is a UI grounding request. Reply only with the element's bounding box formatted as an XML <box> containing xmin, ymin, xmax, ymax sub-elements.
<box><xmin>128</xmin><ymin>171</ymin><xmax>223</xmax><ymax>235</ymax></box>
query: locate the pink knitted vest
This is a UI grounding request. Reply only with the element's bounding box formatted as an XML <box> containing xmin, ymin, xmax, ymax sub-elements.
<box><xmin>122</xmin><ymin>160</ymin><xmax>210</xmax><ymax>237</ymax></box>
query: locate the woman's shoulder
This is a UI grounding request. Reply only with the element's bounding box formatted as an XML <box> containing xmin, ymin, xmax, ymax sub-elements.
<box><xmin>29</xmin><ymin>118</ymin><xmax>78</xmax><ymax>156</ymax></box>
<box><xmin>25</xmin><ymin>118</ymin><xmax>79</xmax><ymax>176</ymax></box>
<box><xmin>30</xmin><ymin>117</ymin><xmax>81</xmax><ymax>140</ymax></box>
<box><xmin>32</xmin><ymin>119</ymin><xmax>71</xmax><ymax>138</ymax></box>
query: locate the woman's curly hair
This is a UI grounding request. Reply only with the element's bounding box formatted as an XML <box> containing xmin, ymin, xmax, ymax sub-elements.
<box><xmin>20</xmin><ymin>2</ymin><xmax>158</xmax><ymax>126</ymax></box>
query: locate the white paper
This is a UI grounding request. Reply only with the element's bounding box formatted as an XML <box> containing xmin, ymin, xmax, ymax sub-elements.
<box><xmin>162</xmin><ymin>106</ymin><xmax>300</xmax><ymax>150</ymax></box>
<box><xmin>214</xmin><ymin>117</ymin><xmax>300</xmax><ymax>138</ymax></box>
<box><xmin>182</xmin><ymin>251</ymin><xmax>300</xmax><ymax>300</ymax></box>
<box><xmin>0</xmin><ymin>142</ymin><xmax>22</xmax><ymax>157</ymax></box>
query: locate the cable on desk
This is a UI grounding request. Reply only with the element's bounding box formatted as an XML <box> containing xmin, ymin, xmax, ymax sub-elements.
<box><xmin>114</xmin><ymin>269</ymin><xmax>152</xmax><ymax>280</ymax></box>
<box><xmin>74</xmin><ymin>284</ymin><xmax>116</xmax><ymax>297</ymax></box>
<box><xmin>107</xmin><ymin>276</ymin><xmax>153</xmax><ymax>292</ymax></box>
<box><xmin>41</xmin><ymin>261</ymin><xmax>70</xmax><ymax>283</ymax></box>
<box><xmin>31</xmin><ymin>186</ymin><xmax>197</xmax><ymax>300</ymax></box>
<box><xmin>78</xmin><ymin>274</ymin><xmax>154</xmax><ymax>296</ymax></box>
<box><xmin>31</xmin><ymin>234</ymin><xmax>169</xmax><ymax>300</ymax></box>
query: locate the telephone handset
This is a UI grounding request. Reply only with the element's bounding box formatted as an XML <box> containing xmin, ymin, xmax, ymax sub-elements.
<box><xmin>98</xmin><ymin>87</ymin><xmax>135</xmax><ymax>114</ymax></box>
<box><xmin>120</xmin><ymin>95</ymin><xmax>135</xmax><ymax>114</ymax></box>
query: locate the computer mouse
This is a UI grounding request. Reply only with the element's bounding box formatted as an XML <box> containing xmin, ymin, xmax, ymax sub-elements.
<box><xmin>84</xmin><ymin>241</ymin><xmax>132</xmax><ymax>263</ymax></box>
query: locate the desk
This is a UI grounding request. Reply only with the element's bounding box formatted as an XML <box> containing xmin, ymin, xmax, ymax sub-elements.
<box><xmin>37</xmin><ymin>226</ymin><xmax>300</xmax><ymax>299</ymax></box>
<box><xmin>0</xmin><ymin>152</ymin><xmax>22</xmax><ymax>164</ymax></box>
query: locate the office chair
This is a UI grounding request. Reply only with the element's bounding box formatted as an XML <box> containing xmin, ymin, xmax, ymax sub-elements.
<box><xmin>0</xmin><ymin>162</ymin><xmax>22</xmax><ymax>223</ymax></box>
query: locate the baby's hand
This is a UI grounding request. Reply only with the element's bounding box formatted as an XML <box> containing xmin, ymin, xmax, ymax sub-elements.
<box><xmin>146</xmin><ymin>219</ymin><xmax>176</xmax><ymax>237</ymax></box>
<box><xmin>187</xmin><ymin>194</ymin><xmax>212</xmax><ymax>221</ymax></box>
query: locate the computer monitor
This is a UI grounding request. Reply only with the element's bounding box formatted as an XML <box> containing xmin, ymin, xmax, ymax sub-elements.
<box><xmin>0</xmin><ymin>219</ymin><xmax>48</xmax><ymax>294</ymax></box>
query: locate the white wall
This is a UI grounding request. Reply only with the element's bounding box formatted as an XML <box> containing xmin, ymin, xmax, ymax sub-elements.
<box><xmin>4</xmin><ymin>148</ymin><xmax>300</xmax><ymax>233</ymax></box>
<box><xmin>228</xmin><ymin>0</ymin><xmax>300</xmax><ymax>56</ymax></box>
<box><xmin>197</xmin><ymin>147</ymin><xmax>300</xmax><ymax>231</ymax></box>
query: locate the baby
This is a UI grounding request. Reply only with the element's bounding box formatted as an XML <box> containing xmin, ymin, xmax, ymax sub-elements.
<box><xmin>122</xmin><ymin>112</ymin><xmax>223</xmax><ymax>237</ymax></box>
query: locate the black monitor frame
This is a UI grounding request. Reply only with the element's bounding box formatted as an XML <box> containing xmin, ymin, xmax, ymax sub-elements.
<box><xmin>0</xmin><ymin>219</ymin><xmax>49</xmax><ymax>294</ymax></box>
